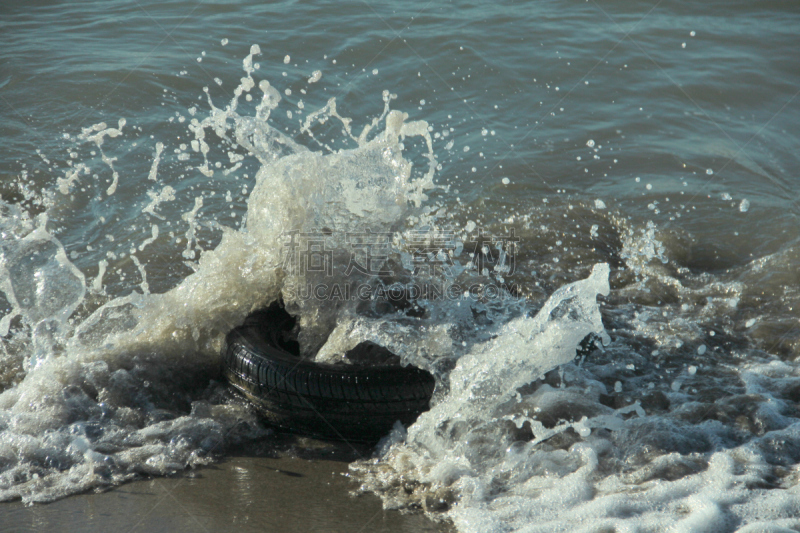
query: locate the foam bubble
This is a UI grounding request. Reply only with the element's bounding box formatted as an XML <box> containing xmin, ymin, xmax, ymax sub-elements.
<box><xmin>308</xmin><ymin>70</ymin><xmax>322</xmax><ymax>83</ymax></box>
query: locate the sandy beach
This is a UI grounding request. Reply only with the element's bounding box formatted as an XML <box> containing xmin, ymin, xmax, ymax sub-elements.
<box><xmin>3</xmin><ymin>443</ymin><xmax>452</xmax><ymax>533</ymax></box>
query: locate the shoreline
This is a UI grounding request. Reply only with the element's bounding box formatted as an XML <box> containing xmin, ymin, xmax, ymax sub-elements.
<box><xmin>2</xmin><ymin>445</ymin><xmax>453</xmax><ymax>533</ymax></box>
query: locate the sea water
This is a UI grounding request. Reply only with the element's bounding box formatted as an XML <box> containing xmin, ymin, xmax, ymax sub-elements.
<box><xmin>2</xmin><ymin>2</ymin><xmax>800</xmax><ymax>532</ymax></box>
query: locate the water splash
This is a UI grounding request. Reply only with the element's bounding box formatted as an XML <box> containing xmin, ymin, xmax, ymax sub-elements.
<box><xmin>0</xmin><ymin>45</ymin><xmax>441</xmax><ymax>503</ymax></box>
<box><xmin>352</xmin><ymin>265</ymin><xmax>612</xmax><ymax>520</ymax></box>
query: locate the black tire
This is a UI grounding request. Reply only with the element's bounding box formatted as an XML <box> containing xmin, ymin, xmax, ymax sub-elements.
<box><xmin>222</xmin><ymin>302</ymin><xmax>436</xmax><ymax>442</ymax></box>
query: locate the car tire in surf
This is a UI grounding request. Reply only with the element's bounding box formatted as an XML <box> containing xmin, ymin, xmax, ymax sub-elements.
<box><xmin>222</xmin><ymin>301</ymin><xmax>436</xmax><ymax>442</ymax></box>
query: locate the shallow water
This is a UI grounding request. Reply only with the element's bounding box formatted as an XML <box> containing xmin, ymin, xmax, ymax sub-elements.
<box><xmin>2</xmin><ymin>1</ymin><xmax>800</xmax><ymax>532</ymax></box>
<box><xmin>2</xmin><ymin>452</ymin><xmax>452</xmax><ymax>533</ymax></box>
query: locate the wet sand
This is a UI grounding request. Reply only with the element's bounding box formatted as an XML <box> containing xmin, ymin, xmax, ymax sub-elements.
<box><xmin>2</xmin><ymin>442</ymin><xmax>453</xmax><ymax>533</ymax></box>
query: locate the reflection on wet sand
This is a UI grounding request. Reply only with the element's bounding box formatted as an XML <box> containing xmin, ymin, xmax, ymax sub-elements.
<box><xmin>3</xmin><ymin>452</ymin><xmax>452</xmax><ymax>533</ymax></box>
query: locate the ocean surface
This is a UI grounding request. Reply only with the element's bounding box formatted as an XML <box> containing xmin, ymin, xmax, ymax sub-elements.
<box><xmin>2</xmin><ymin>1</ymin><xmax>800</xmax><ymax>531</ymax></box>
